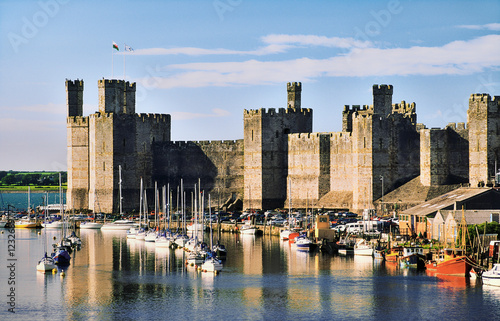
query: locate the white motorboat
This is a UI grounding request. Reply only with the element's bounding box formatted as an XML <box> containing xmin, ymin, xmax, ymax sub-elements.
<box><xmin>354</xmin><ymin>239</ymin><xmax>374</xmax><ymax>256</ymax></box>
<box><xmin>240</xmin><ymin>221</ymin><xmax>258</xmax><ymax>235</ymax></box>
<box><xmin>42</xmin><ymin>220</ymin><xmax>69</xmax><ymax>229</ymax></box>
<box><xmin>295</xmin><ymin>234</ymin><xmax>316</xmax><ymax>251</ymax></box>
<box><xmin>79</xmin><ymin>221</ymin><xmax>103</xmax><ymax>229</ymax></box>
<box><xmin>202</xmin><ymin>256</ymin><xmax>223</xmax><ymax>272</ymax></box>
<box><xmin>482</xmin><ymin>264</ymin><xmax>500</xmax><ymax>287</ymax></box>
<box><xmin>101</xmin><ymin>220</ymin><xmax>139</xmax><ymax>231</ymax></box>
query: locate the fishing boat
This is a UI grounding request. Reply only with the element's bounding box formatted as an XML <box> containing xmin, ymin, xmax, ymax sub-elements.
<box><xmin>337</xmin><ymin>236</ymin><xmax>355</xmax><ymax>255</ymax></box>
<box><xmin>373</xmin><ymin>245</ymin><xmax>386</xmax><ymax>260</ymax></box>
<box><xmin>385</xmin><ymin>246</ymin><xmax>403</xmax><ymax>263</ymax></box>
<box><xmin>482</xmin><ymin>264</ymin><xmax>500</xmax><ymax>287</ymax></box>
<box><xmin>354</xmin><ymin>239</ymin><xmax>373</xmax><ymax>256</ymax></box>
<box><xmin>426</xmin><ymin>248</ymin><xmax>474</xmax><ymax>276</ymax></box>
<box><xmin>399</xmin><ymin>246</ymin><xmax>426</xmax><ymax>269</ymax></box>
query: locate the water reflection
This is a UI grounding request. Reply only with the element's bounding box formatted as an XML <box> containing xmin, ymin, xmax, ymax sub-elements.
<box><xmin>1</xmin><ymin>229</ymin><xmax>499</xmax><ymax>320</ymax></box>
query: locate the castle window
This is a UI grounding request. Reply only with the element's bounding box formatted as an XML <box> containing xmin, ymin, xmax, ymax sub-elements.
<box><xmin>379</xmin><ymin>138</ymin><xmax>383</xmax><ymax>149</ymax></box>
<box><xmin>103</xmin><ymin>162</ymin><xmax>105</xmax><ymax>171</ymax></box>
<box><xmin>276</xmin><ymin>131</ymin><xmax>279</xmax><ymax>138</ymax></box>
<box><xmin>102</xmin><ymin>142</ymin><xmax>105</xmax><ymax>151</ymax></box>
<box><xmin>252</xmin><ymin>130</ymin><xmax>254</xmax><ymax>141</ymax></box>
<box><xmin>123</xmin><ymin>138</ymin><xmax>126</xmax><ymax>147</ymax></box>
<box><xmin>363</xmin><ymin>137</ymin><xmax>366</xmax><ymax>149</ymax></box>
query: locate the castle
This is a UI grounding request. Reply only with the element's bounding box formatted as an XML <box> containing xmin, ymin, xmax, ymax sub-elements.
<box><xmin>66</xmin><ymin>79</ymin><xmax>500</xmax><ymax>214</ymax></box>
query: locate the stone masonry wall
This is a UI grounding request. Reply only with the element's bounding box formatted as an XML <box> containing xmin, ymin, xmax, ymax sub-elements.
<box><xmin>288</xmin><ymin>133</ymin><xmax>330</xmax><ymax>208</ymax></box>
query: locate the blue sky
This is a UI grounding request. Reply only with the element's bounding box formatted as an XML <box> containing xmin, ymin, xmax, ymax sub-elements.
<box><xmin>0</xmin><ymin>0</ymin><xmax>499</xmax><ymax>171</ymax></box>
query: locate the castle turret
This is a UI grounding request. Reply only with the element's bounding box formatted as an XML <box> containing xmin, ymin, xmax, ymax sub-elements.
<box><xmin>66</xmin><ymin>79</ymin><xmax>84</xmax><ymax>117</ymax></box>
<box><xmin>98</xmin><ymin>79</ymin><xmax>136</xmax><ymax>114</ymax></box>
<box><xmin>468</xmin><ymin>93</ymin><xmax>500</xmax><ymax>186</ymax></box>
<box><xmin>372</xmin><ymin>84</ymin><xmax>393</xmax><ymax>116</ymax></box>
<box><xmin>287</xmin><ymin>82</ymin><xmax>301</xmax><ymax>109</ymax></box>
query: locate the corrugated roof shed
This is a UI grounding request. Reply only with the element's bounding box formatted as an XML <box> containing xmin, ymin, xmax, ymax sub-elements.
<box><xmin>401</xmin><ymin>187</ymin><xmax>491</xmax><ymax>216</ymax></box>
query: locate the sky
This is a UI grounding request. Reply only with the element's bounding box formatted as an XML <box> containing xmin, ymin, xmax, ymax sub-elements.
<box><xmin>0</xmin><ymin>0</ymin><xmax>499</xmax><ymax>171</ymax></box>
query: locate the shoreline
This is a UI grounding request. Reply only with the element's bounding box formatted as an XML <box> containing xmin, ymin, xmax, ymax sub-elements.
<box><xmin>0</xmin><ymin>188</ymin><xmax>66</xmax><ymax>193</ymax></box>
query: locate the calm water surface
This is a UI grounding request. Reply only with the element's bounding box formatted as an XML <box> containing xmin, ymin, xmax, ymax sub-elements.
<box><xmin>1</xmin><ymin>228</ymin><xmax>499</xmax><ymax>321</ymax></box>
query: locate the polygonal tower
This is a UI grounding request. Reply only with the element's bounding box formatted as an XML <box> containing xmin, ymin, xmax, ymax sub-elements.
<box><xmin>243</xmin><ymin>82</ymin><xmax>312</xmax><ymax>210</ymax></box>
<box><xmin>468</xmin><ymin>93</ymin><xmax>500</xmax><ymax>186</ymax></box>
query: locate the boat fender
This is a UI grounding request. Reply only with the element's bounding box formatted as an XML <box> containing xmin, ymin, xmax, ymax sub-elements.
<box><xmin>60</xmin><ymin>271</ymin><xmax>66</xmax><ymax>277</ymax></box>
<box><xmin>52</xmin><ymin>268</ymin><xmax>57</xmax><ymax>274</ymax></box>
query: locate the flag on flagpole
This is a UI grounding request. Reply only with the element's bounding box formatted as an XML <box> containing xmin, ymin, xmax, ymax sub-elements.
<box><xmin>125</xmin><ymin>44</ymin><xmax>134</xmax><ymax>52</ymax></box>
<box><xmin>113</xmin><ymin>41</ymin><xmax>119</xmax><ymax>51</ymax></box>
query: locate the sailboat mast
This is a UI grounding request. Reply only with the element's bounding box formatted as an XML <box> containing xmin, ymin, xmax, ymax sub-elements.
<box><xmin>139</xmin><ymin>177</ymin><xmax>143</xmax><ymax>227</ymax></box>
<box><xmin>119</xmin><ymin>165</ymin><xmax>123</xmax><ymax>216</ymax></box>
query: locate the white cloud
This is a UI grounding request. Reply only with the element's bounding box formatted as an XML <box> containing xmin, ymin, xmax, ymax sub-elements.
<box><xmin>171</xmin><ymin>108</ymin><xmax>231</xmax><ymax>120</ymax></box>
<box><xmin>137</xmin><ymin>35</ymin><xmax>500</xmax><ymax>89</ymax></box>
<box><xmin>457</xmin><ymin>23</ymin><xmax>500</xmax><ymax>31</ymax></box>
<box><xmin>131</xmin><ymin>44</ymin><xmax>292</xmax><ymax>56</ymax></box>
<box><xmin>261</xmin><ymin>34</ymin><xmax>373</xmax><ymax>49</ymax></box>
<box><xmin>130</xmin><ymin>34</ymin><xmax>372</xmax><ymax>56</ymax></box>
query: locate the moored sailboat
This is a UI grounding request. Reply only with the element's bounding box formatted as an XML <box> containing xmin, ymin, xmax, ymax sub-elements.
<box><xmin>37</xmin><ymin>193</ymin><xmax>56</xmax><ymax>272</ymax></box>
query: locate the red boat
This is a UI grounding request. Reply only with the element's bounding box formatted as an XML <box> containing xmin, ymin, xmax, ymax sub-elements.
<box><xmin>426</xmin><ymin>248</ymin><xmax>474</xmax><ymax>277</ymax></box>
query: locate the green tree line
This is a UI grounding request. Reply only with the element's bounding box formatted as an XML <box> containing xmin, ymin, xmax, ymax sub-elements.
<box><xmin>0</xmin><ymin>171</ymin><xmax>67</xmax><ymax>186</ymax></box>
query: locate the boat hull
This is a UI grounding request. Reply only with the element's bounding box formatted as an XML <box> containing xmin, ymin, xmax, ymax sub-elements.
<box><xmin>80</xmin><ymin>222</ymin><xmax>103</xmax><ymax>229</ymax></box>
<box><xmin>426</xmin><ymin>256</ymin><xmax>473</xmax><ymax>276</ymax></box>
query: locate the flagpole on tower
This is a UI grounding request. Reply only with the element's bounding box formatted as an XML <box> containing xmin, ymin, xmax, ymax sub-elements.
<box><xmin>123</xmin><ymin>43</ymin><xmax>126</xmax><ymax>80</ymax></box>
<box><xmin>112</xmin><ymin>41</ymin><xmax>119</xmax><ymax>79</ymax></box>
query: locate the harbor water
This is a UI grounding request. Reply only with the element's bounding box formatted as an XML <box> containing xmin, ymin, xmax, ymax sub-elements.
<box><xmin>1</xmin><ymin>228</ymin><xmax>500</xmax><ymax>320</ymax></box>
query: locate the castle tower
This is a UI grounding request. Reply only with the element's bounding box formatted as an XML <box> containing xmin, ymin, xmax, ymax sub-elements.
<box><xmin>66</xmin><ymin>79</ymin><xmax>89</xmax><ymax>210</ymax></box>
<box><xmin>66</xmin><ymin>79</ymin><xmax>83</xmax><ymax>117</ymax></box>
<box><xmin>468</xmin><ymin>93</ymin><xmax>500</xmax><ymax>186</ymax></box>
<box><xmin>244</xmin><ymin>82</ymin><xmax>312</xmax><ymax>210</ymax></box>
<box><xmin>372</xmin><ymin>84</ymin><xmax>393</xmax><ymax>116</ymax></box>
<box><xmin>98</xmin><ymin>79</ymin><xmax>136</xmax><ymax>114</ymax></box>
<box><xmin>287</xmin><ymin>82</ymin><xmax>301</xmax><ymax>109</ymax></box>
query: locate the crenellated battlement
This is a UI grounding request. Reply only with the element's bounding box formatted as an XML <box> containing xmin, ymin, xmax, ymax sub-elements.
<box><xmin>98</xmin><ymin>78</ymin><xmax>136</xmax><ymax>90</ymax></box>
<box><xmin>469</xmin><ymin>93</ymin><xmax>492</xmax><ymax>102</ymax></box>
<box><xmin>343</xmin><ymin>104</ymin><xmax>370</xmax><ymax>113</ymax></box>
<box><xmin>372</xmin><ymin>84</ymin><xmax>393</xmax><ymax>95</ymax></box>
<box><xmin>137</xmin><ymin>113</ymin><xmax>170</xmax><ymax>123</ymax></box>
<box><xmin>392</xmin><ymin>100</ymin><xmax>416</xmax><ymax>113</ymax></box>
<box><xmin>66</xmin><ymin>79</ymin><xmax>84</xmax><ymax>91</ymax></box>
<box><xmin>287</xmin><ymin>82</ymin><xmax>301</xmax><ymax>91</ymax></box>
<box><xmin>244</xmin><ymin>107</ymin><xmax>312</xmax><ymax>117</ymax></box>
<box><xmin>67</xmin><ymin>116</ymin><xmax>89</xmax><ymax>125</ymax></box>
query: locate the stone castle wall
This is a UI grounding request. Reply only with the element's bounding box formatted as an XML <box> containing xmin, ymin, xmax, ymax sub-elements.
<box><xmin>152</xmin><ymin>139</ymin><xmax>244</xmax><ymax>210</ymax></box>
<box><xmin>66</xmin><ymin>78</ymin><xmax>499</xmax><ymax>214</ymax></box>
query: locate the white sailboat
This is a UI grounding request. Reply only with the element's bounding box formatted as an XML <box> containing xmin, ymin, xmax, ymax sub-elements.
<box><xmin>37</xmin><ymin>193</ymin><xmax>56</xmax><ymax>272</ymax></box>
<box><xmin>80</xmin><ymin>187</ymin><xmax>103</xmax><ymax>229</ymax></box>
<box><xmin>201</xmin><ymin>195</ymin><xmax>223</xmax><ymax>272</ymax></box>
<box><xmin>102</xmin><ymin>165</ymin><xmax>139</xmax><ymax>231</ymax></box>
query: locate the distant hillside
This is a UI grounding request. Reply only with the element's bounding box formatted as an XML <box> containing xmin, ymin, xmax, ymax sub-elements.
<box><xmin>0</xmin><ymin>171</ymin><xmax>67</xmax><ymax>187</ymax></box>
